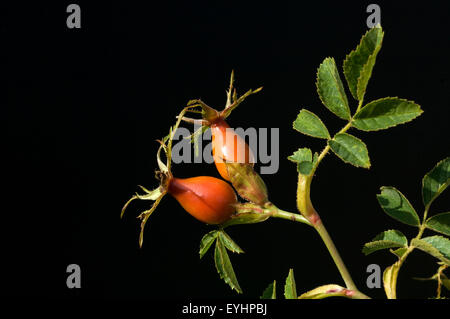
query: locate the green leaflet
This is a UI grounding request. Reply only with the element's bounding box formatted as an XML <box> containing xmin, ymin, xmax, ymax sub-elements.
<box><xmin>214</xmin><ymin>236</ymin><xmax>242</xmax><ymax>293</ymax></box>
<box><xmin>412</xmin><ymin>236</ymin><xmax>450</xmax><ymax>266</ymax></box>
<box><xmin>284</xmin><ymin>269</ymin><xmax>297</xmax><ymax>299</ymax></box>
<box><xmin>422</xmin><ymin>157</ymin><xmax>450</xmax><ymax>208</ymax></box>
<box><xmin>199</xmin><ymin>230</ymin><xmax>219</xmax><ymax>259</ymax></box>
<box><xmin>426</xmin><ymin>212</ymin><xmax>450</xmax><ymax>236</ymax></box>
<box><xmin>390</xmin><ymin>247</ymin><xmax>408</xmax><ymax>259</ymax></box>
<box><xmin>376</xmin><ymin>186</ymin><xmax>420</xmax><ymax>226</ymax></box>
<box><xmin>353</xmin><ymin>97</ymin><xmax>423</xmax><ymax>131</ymax></box>
<box><xmin>218</xmin><ymin>231</ymin><xmax>244</xmax><ymax>254</ymax></box>
<box><xmin>288</xmin><ymin>148</ymin><xmax>312</xmax><ymax>163</ymax></box>
<box><xmin>343</xmin><ymin>26</ymin><xmax>384</xmax><ymax>101</ymax></box>
<box><xmin>287</xmin><ymin>148</ymin><xmax>316</xmax><ymax>175</ymax></box>
<box><xmin>316</xmin><ymin>57</ymin><xmax>350</xmax><ymax>120</ymax></box>
<box><xmin>260</xmin><ymin>281</ymin><xmax>276</xmax><ymax>299</ymax></box>
<box><xmin>362</xmin><ymin>230</ymin><xmax>408</xmax><ymax>255</ymax></box>
<box><xmin>293</xmin><ymin>109</ymin><xmax>330</xmax><ymax>139</ymax></box>
<box><xmin>328</xmin><ymin>133</ymin><xmax>370</xmax><ymax>168</ymax></box>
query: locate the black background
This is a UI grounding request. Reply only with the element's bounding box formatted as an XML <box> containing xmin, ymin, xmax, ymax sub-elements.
<box><xmin>4</xmin><ymin>0</ymin><xmax>450</xmax><ymax>303</ymax></box>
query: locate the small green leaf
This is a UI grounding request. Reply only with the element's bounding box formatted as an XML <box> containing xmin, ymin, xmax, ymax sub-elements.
<box><xmin>353</xmin><ymin>97</ymin><xmax>423</xmax><ymax>131</ymax></box>
<box><xmin>287</xmin><ymin>148</ymin><xmax>312</xmax><ymax>163</ymax></box>
<box><xmin>426</xmin><ymin>212</ymin><xmax>450</xmax><ymax>236</ymax></box>
<box><xmin>422</xmin><ymin>236</ymin><xmax>450</xmax><ymax>260</ymax></box>
<box><xmin>316</xmin><ymin>57</ymin><xmax>350</xmax><ymax>120</ymax></box>
<box><xmin>376</xmin><ymin>187</ymin><xmax>420</xmax><ymax>226</ymax></box>
<box><xmin>284</xmin><ymin>269</ymin><xmax>297</xmax><ymax>299</ymax></box>
<box><xmin>390</xmin><ymin>247</ymin><xmax>408</xmax><ymax>259</ymax></box>
<box><xmin>383</xmin><ymin>262</ymin><xmax>400</xmax><ymax>299</ymax></box>
<box><xmin>343</xmin><ymin>27</ymin><xmax>384</xmax><ymax>101</ymax></box>
<box><xmin>214</xmin><ymin>236</ymin><xmax>242</xmax><ymax>293</ymax></box>
<box><xmin>422</xmin><ymin>157</ymin><xmax>450</xmax><ymax>208</ymax></box>
<box><xmin>411</xmin><ymin>236</ymin><xmax>450</xmax><ymax>266</ymax></box>
<box><xmin>199</xmin><ymin>230</ymin><xmax>219</xmax><ymax>259</ymax></box>
<box><xmin>356</xmin><ymin>30</ymin><xmax>384</xmax><ymax>101</ymax></box>
<box><xmin>362</xmin><ymin>230</ymin><xmax>407</xmax><ymax>255</ymax></box>
<box><xmin>297</xmin><ymin>161</ymin><xmax>314</xmax><ymax>175</ymax></box>
<box><xmin>260</xmin><ymin>281</ymin><xmax>276</xmax><ymax>299</ymax></box>
<box><xmin>328</xmin><ymin>133</ymin><xmax>371</xmax><ymax>168</ymax></box>
<box><xmin>218</xmin><ymin>231</ymin><xmax>244</xmax><ymax>254</ymax></box>
<box><xmin>293</xmin><ymin>109</ymin><xmax>330</xmax><ymax>139</ymax></box>
<box><xmin>298</xmin><ymin>284</ymin><xmax>350</xmax><ymax>299</ymax></box>
<box><xmin>287</xmin><ymin>148</ymin><xmax>315</xmax><ymax>175</ymax></box>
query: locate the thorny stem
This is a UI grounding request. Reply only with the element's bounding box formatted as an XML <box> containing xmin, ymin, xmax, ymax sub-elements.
<box><xmin>310</xmin><ymin>99</ymin><xmax>363</xmax><ymax>176</ymax></box>
<box><xmin>310</xmin><ymin>120</ymin><xmax>353</xmax><ymax>176</ymax></box>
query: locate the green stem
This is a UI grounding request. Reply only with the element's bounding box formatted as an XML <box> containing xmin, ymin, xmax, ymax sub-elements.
<box><xmin>271</xmin><ymin>208</ymin><xmax>312</xmax><ymax>226</ymax></box>
<box><xmin>271</xmin><ymin>205</ymin><xmax>370</xmax><ymax>299</ymax></box>
<box><xmin>277</xmin><ymin>100</ymin><xmax>372</xmax><ymax>299</ymax></box>
<box><xmin>314</xmin><ymin>219</ymin><xmax>358</xmax><ymax>292</ymax></box>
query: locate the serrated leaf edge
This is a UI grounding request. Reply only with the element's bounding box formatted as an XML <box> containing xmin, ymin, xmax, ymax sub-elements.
<box><xmin>355</xmin><ymin>30</ymin><xmax>384</xmax><ymax>101</ymax></box>
<box><xmin>287</xmin><ymin>147</ymin><xmax>312</xmax><ymax>163</ymax></box>
<box><xmin>219</xmin><ymin>231</ymin><xmax>244</xmax><ymax>254</ymax></box>
<box><xmin>353</xmin><ymin>97</ymin><xmax>423</xmax><ymax>132</ymax></box>
<box><xmin>363</xmin><ymin>240</ymin><xmax>407</xmax><ymax>256</ymax></box>
<box><xmin>316</xmin><ymin>57</ymin><xmax>351</xmax><ymax>120</ymax></box>
<box><xmin>328</xmin><ymin>133</ymin><xmax>371</xmax><ymax>169</ymax></box>
<box><xmin>422</xmin><ymin>157</ymin><xmax>450</xmax><ymax>208</ymax></box>
<box><xmin>362</xmin><ymin>229</ymin><xmax>408</xmax><ymax>255</ymax></box>
<box><xmin>343</xmin><ymin>27</ymin><xmax>382</xmax><ymax>101</ymax></box>
<box><xmin>214</xmin><ymin>237</ymin><xmax>243</xmax><ymax>293</ymax></box>
<box><xmin>411</xmin><ymin>236</ymin><xmax>450</xmax><ymax>265</ymax></box>
<box><xmin>284</xmin><ymin>269</ymin><xmax>297</xmax><ymax>299</ymax></box>
<box><xmin>199</xmin><ymin>230</ymin><xmax>219</xmax><ymax>259</ymax></box>
<box><xmin>292</xmin><ymin>109</ymin><xmax>331</xmax><ymax>139</ymax></box>
<box><xmin>377</xmin><ymin>186</ymin><xmax>421</xmax><ymax>227</ymax></box>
